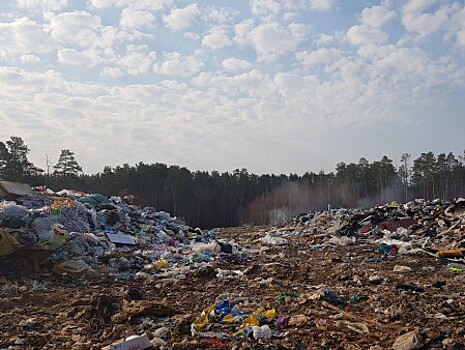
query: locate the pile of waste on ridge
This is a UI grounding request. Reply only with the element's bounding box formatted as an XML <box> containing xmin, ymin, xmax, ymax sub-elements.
<box><xmin>3</xmin><ymin>195</ymin><xmax>465</xmax><ymax>349</ymax></box>
<box><xmin>278</xmin><ymin>198</ymin><xmax>465</xmax><ymax>255</ymax></box>
<box><xmin>0</xmin><ymin>192</ymin><xmax>242</xmax><ymax>278</ymax></box>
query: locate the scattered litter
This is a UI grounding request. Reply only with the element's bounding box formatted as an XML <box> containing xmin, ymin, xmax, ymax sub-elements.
<box><xmin>2</xmin><ymin>190</ymin><xmax>465</xmax><ymax>348</ymax></box>
<box><xmin>258</xmin><ymin>234</ymin><xmax>288</xmax><ymax>246</ymax></box>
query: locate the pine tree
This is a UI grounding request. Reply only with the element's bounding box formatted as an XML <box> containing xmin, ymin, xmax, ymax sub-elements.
<box><xmin>53</xmin><ymin>149</ymin><xmax>83</xmax><ymax>176</ymax></box>
<box><xmin>4</xmin><ymin>136</ymin><xmax>41</xmax><ymax>180</ymax></box>
<box><xmin>399</xmin><ymin>153</ymin><xmax>411</xmax><ymax>202</ymax></box>
<box><xmin>0</xmin><ymin>142</ymin><xmax>11</xmax><ymax>179</ymax></box>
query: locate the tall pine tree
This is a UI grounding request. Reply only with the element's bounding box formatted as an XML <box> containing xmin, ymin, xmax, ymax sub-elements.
<box><xmin>53</xmin><ymin>149</ymin><xmax>83</xmax><ymax>176</ymax></box>
<box><xmin>3</xmin><ymin>136</ymin><xmax>41</xmax><ymax>180</ymax></box>
<box><xmin>0</xmin><ymin>142</ymin><xmax>11</xmax><ymax>179</ymax></box>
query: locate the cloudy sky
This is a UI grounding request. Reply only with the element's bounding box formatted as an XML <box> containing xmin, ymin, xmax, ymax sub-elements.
<box><xmin>1</xmin><ymin>0</ymin><xmax>464</xmax><ymax>175</ymax></box>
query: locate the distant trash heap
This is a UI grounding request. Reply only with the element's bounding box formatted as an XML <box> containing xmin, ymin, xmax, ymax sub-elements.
<box><xmin>0</xmin><ymin>187</ymin><xmax>237</xmax><ymax>277</ymax></box>
<box><xmin>269</xmin><ymin>198</ymin><xmax>465</xmax><ymax>257</ymax></box>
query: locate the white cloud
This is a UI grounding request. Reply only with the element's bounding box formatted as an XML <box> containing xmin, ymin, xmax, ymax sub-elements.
<box><xmin>116</xmin><ymin>44</ymin><xmax>156</xmax><ymax>75</ymax></box>
<box><xmin>100</xmin><ymin>66</ymin><xmax>123</xmax><ymax>78</ymax></box>
<box><xmin>401</xmin><ymin>1</ymin><xmax>450</xmax><ymax>37</ymax></box>
<box><xmin>250</xmin><ymin>0</ymin><xmax>282</xmax><ymax>15</ymax></box>
<box><xmin>361</xmin><ymin>6</ymin><xmax>396</xmax><ymax>27</ymax></box>
<box><xmin>87</xmin><ymin>0</ymin><xmax>114</xmax><ymax>8</ymax></box>
<box><xmin>346</xmin><ymin>24</ymin><xmax>388</xmax><ymax>46</ymax></box>
<box><xmin>57</xmin><ymin>48</ymin><xmax>104</xmax><ymax>67</ymax></box>
<box><xmin>202</xmin><ymin>27</ymin><xmax>232</xmax><ymax>50</ymax></box>
<box><xmin>184</xmin><ymin>32</ymin><xmax>200</xmax><ymax>40</ymax></box>
<box><xmin>159</xmin><ymin>80</ymin><xmax>188</xmax><ymax>91</ymax></box>
<box><xmin>234</xmin><ymin>19</ymin><xmax>255</xmax><ymax>44</ymax></box>
<box><xmin>314</xmin><ymin>33</ymin><xmax>341</xmax><ymax>46</ymax></box>
<box><xmin>372</xmin><ymin>46</ymin><xmax>461</xmax><ymax>88</ymax></box>
<box><xmin>204</xmin><ymin>7</ymin><xmax>238</xmax><ymax>24</ymax></box>
<box><xmin>222</xmin><ymin>58</ymin><xmax>253</xmax><ymax>71</ymax></box>
<box><xmin>88</xmin><ymin>0</ymin><xmax>173</xmax><ymax>11</ymax></box>
<box><xmin>20</xmin><ymin>54</ymin><xmax>41</xmax><ymax>63</ymax></box>
<box><xmin>457</xmin><ymin>29</ymin><xmax>465</xmax><ymax>47</ymax></box>
<box><xmin>191</xmin><ymin>69</ymin><xmax>278</xmax><ymax>100</ymax></box>
<box><xmin>309</xmin><ymin>0</ymin><xmax>334</xmax><ymax>11</ymax></box>
<box><xmin>402</xmin><ymin>0</ymin><xmax>437</xmax><ymax>15</ymax></box>
<box><xmin>296</xmin><ymin>48</ymin><xmax>343</xmax><ymax>67</ymax></box>
<box><xmin>120</xmin><ymin>7</ymin><xmax>155</xmax><ymax>29</ymax></box>
<box><xmin>400</xmin><ymin>1</ymin><xmax>465</xmax><ymax>48</ymax></box>
<box><xmin>45</xmin><ymin>11</ymin><xmax>102</xmax><ymax>46</ymax></box>
<box><xmin>45</xmin><ymin>11</ymin><xmax>147</xmax><ymax>50</ymax></box>
<box><xmin>16</xmin><ymin>0</ymin><xmax>69</xmax><ymax>12</ymax></box>
<box><xmin>162</xmin><ymin>4</ymin><xmax>199</xmax><ymax>31</ymax></box>
<box><xmin>153</xmin><ymin>52</ymin><xmax>204</xmax><ymax>77</ymax></box>
<box><xmin>54</xmin><ymin>43</ymin><xmax>157</xmax><ymax>76</ymax></box>
<box><xmin>0</xmin><ymin>18</ymin><xmax>57</xmax><ymax>55</ymax></box>
<box><xmin>235</xmin><ymin>21</ymin><xmax>308</xmax><ymax>61</ymax></box>
<box><xmin>283</xmin><ymin>12</ymin><xmax>299</xmax><ymax>21</ymax></box>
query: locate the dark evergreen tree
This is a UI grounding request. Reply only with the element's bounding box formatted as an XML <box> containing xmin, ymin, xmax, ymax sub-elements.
<box><xmin>399</xmin><ymin>153</ymin><xmax>411</xmax><ymax>202</ymax></box>
<box><xmin>4</xmin><ymin>136</ymin><xmax>41</xmax><ymax>180</ymax></box>
<box><xmin>53</xmin><ymin>149</ymin><xmax>83</xmax><ymax>176</ymax></box>
<box><xmin>0</xmin><ymin>142</ymin><xmax>11</xmax><ymax>179</ymax></box>
<box><xmin>412</xmin><ymin>152</ymin><xmax>437</xmax><ymax>199</ymax></box>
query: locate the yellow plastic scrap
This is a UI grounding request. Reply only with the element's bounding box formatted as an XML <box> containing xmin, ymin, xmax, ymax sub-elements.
<box><xmin>223</xmin><ymin>313</ymin><xmax>240</xmax><ymax>323</ymax></box>
<box><xmin>155</xmin><ymin>259</ymin><xmax>169</xmax><ymax>269</ymax></box>
<box><xmin>262</xmin><ymin>308</ymin><xmax>276</xmax><ymax>319</ymax></box>
<box><xmin>240</xmin><ymin>315</ymin><xmax>259</xmax><ymax>328</ymax></box>
<box><xmin>251</xmin><ymin>308</ymin><xmax>276</xmax><ymax>318</ymax></box>
<box><xmin>233</xmin><ymin>329</ymin><xmax>245</xmax><ymax>337</ymax></box>
<box><xmin>192</xmin><ymin>304</ymin><xmax>215</xmax><ymax>333</ymax></box>
<box><xmin>232</xmin><ymin>315</ymin><xmax>260</xmax><ymax>337</ymax></box>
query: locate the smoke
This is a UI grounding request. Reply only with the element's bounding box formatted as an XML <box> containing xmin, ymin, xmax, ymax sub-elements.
<box><xmin>244</xmin><ymin>180</ymin><xmax>331</xmax><ymax>225</ymax></box>
<box><xmin>244</xmin><ymin>177</ymin><xmax>406</xmax><ymax>225</ymax></box>
<box><xmin>356</xmin><ymin>181</ymin><xmax>404</xmax><ymax>209</ymax></box>
<box><xmin>268</xmin><ymin>208</ymin><xmax>288</xmax><ymax>226</ymax></box>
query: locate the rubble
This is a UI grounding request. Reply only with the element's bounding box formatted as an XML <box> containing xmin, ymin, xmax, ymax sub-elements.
<box><xmin>0</xmin><ymin>193</ymin><xmax>242</xmax><ymax>279</ymax></box>
<box><xmin>1</xmin><ymin>194</ymin><xmax>465</xmax><ymax>348</ymax></box>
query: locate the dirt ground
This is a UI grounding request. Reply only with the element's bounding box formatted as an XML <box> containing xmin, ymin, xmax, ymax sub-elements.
<box><xmin>1</xmin><ymin>227</ymin><xmax>465</xmax><ymax>349</ymax></box>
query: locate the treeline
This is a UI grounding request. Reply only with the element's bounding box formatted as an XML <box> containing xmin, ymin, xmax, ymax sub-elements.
<box><xmin>1</xmin><ymin>136</ymin><xmax>465</xmax><ymax>228</ymax></box>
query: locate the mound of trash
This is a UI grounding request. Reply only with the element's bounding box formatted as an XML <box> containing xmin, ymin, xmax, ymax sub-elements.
<box><xmin>2</xmin><ymin>196</ymin><xmax>465</xmax><ymax>349</ymax></box>
<box><xmin>0</xmin><ymin>193</ymin><xmax>242</xmax><ymax>279</ymax></box>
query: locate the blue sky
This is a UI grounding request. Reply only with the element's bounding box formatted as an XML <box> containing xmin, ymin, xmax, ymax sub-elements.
<box><xmin>0</xmin><ymin>0</ymin><xmax>464</xmax><ymax>174</ymax></box>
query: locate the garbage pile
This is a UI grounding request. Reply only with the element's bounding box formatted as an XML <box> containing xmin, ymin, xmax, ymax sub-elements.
<box><xmin>0</xmin><ymin>193</ymin><xmax>239</xmax><ymax>278</ymax></box>
<box><xmin>3</xmin><ymin>197</ymin><xmax>465</xmax><ymax>349</ymax></box>
<box><xmin>288</xmin><ymin>198</ymin><xmax>465</xmax><ymax>256</ymax></box>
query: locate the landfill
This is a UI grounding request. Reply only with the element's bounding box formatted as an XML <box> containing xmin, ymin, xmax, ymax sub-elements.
<box><xmin>2</xmin><ymin>193</ymin><xmax>465</xmax><ymax>349</ymax></box>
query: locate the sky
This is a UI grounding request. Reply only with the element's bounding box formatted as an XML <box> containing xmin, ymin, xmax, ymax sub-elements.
<box><xmin>0</xmin><ymin>0</ymin><xmax>465</xmax><ymax>175</ymax></box>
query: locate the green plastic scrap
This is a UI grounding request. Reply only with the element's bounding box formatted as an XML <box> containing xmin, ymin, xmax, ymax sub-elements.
<box><xmin>449</xmin><ymin>267</ymin><xmax>463</xmax><ymax>273</ymax></box>
<box><xmin>276</xmin><ymin>291</ymin><xmax>301</xmax><ymax>303</ymax></box>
